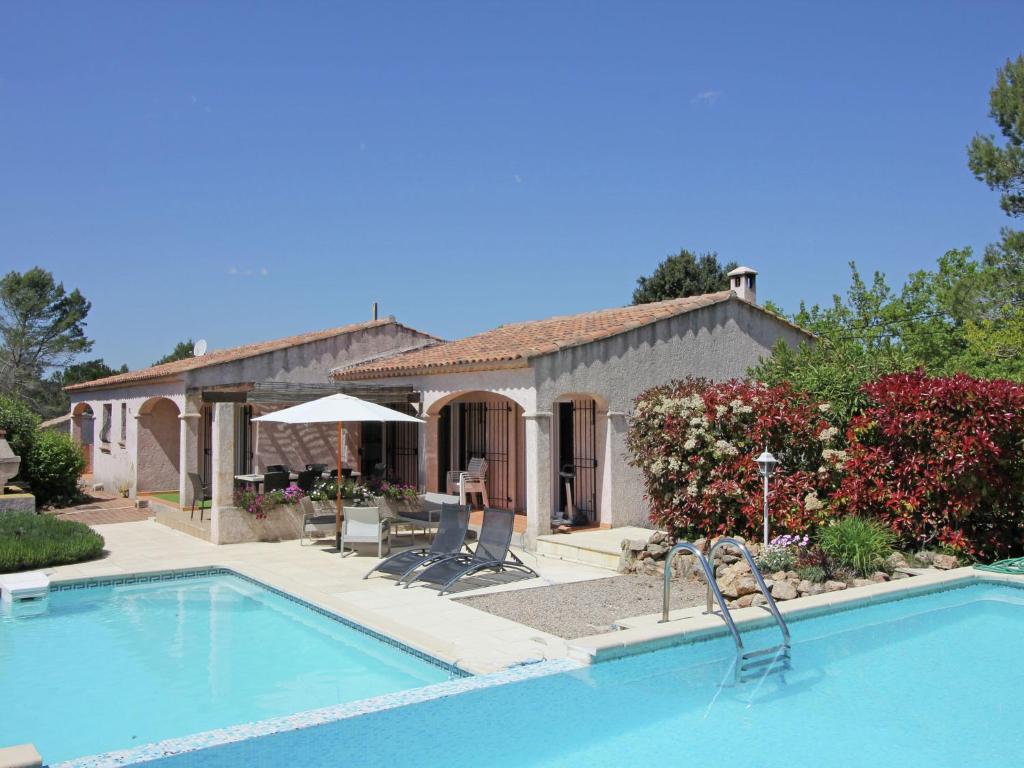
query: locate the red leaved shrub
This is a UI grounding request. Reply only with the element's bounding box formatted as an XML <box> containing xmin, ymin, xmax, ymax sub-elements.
<box><xmin>627</xmin><ymin>378</ymin><xmax>843</xmax><ymax>541</ymax></box>
<box><xmin>834</xmin><ymin>371</ymin><xmax>1024</xmax><ymax>559</ymax></box>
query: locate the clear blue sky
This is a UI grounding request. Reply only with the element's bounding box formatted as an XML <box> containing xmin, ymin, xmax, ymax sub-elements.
<box><xmin>1</xmin><ymin>1</ymin><xmax>1022</xmax><ymax>370</ymax></box>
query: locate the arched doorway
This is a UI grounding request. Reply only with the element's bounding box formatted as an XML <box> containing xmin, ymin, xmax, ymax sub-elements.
<box><xmin>429</xmin><ymin>391</ymin><xmax>526</xmax><ymax>513</ymax></box>
<box><xmin>71</xmin><ymin>403</ymin><xmax>95</xmax><ymax>475</ymax></box>
<box><xmin>137</xmin><ymin>397</ymin><xmax>181</xmax><ymax>493</ymax></box>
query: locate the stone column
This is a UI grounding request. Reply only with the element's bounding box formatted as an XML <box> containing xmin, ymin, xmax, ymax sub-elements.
<box><xmin>178</xmin><ymin>394</ymin><xmax>202</xmax><ymax>508</ymax></box>
<box><xmin>606</xmin><ymin>410</ymin><xmax>629</xmax><ymax>528</ymax></box>
<box><xmin>523</xmin><ymin>410</ymin><xmax>553</xmax><ymax>549</ymax></box>
<box><xmin>210</xmin><ymin>402</ymin><xmax>235</xmax><ymax>544</ymax></box>
<box><xmin>422</xmin><ymin>412</ymin><xmax>438</xmax><ymax>492</ymax></box>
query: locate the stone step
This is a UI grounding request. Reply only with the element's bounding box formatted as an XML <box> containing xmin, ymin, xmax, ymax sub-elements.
<box><xmin>535</xmin><ymin>526</ymin><xmax>653</xmax><ymax>571</ymax></box>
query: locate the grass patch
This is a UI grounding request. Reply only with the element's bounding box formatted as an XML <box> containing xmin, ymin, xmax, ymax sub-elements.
<box><xmin>818</xmin><ymin>517</ymin><xmax>895</xmax><ymax>578</ymax></box>
<box><xmin>0</xmin><ymin>513</ymin><xmax>105</xmax><ymax>573</ymax></box>
<box><xmin>149</xmin><ymin>491</ymin><xmax>211</xmax><ymax>510</ymax></box>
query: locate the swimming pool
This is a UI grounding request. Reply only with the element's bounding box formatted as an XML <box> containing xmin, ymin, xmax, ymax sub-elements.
<box><xmin>132</xmin><ymin>579</ymin><xmax>1024</xmax><ymax>768</ymax></box>
<box><xmin>0</xmin><ymin>570</ymin><xmax>452</xmax><ymax>763</ymax></box>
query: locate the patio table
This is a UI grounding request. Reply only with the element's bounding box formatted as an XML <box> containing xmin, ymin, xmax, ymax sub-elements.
<box><xmin>234</xmin><ymin>472</ymin><xmax>298</xmax><ymax>490</ymax></box>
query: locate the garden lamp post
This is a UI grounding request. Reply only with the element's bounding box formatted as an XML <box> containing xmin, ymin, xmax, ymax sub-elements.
<box><xmin>755</xmin><ymin>448</ymin><xmax>779</xmax><ymax>547</ymax></box>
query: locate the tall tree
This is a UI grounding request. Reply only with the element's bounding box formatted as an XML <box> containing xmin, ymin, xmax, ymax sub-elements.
<box><xmin>154</xmin><ymin>339</ymin><xmax>195</xmax><ymax>366</ymax></box>
<box><xmin>0</xmin><ymin>268</ymin><xmax>92</xmax><ymax>407</ymax></box>
<box><xmin>632</xmin><ymin>250</ymin><xmax>737</xmax><ymax>305</ymax></box>
<box><xmin>968</xmin><ymin>55</ymin><xmax>1024</xmax><ymax>218</ymax></box>
<box><xmin>33</xmin><ymin>358</ymin><xmax>129</xmax><ymax>420</ymax></box>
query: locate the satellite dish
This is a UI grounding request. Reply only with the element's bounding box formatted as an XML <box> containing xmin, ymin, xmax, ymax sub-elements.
<box><xmin>193</xmin><ymin>339</ymin><xmax>208</xmax><ymax>357</ymax></box>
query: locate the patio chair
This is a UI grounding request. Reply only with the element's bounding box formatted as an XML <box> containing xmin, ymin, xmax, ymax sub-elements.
<box><xmin>364</xmin><ymin>503</ymin><xmax>471</xmax><ymax>582</ymax></box>
<box><xmin>266</xmin><ymin>464</ymin><xmax>290</xmax><ymax>474</ymax></box>
<box><xmin>263</xmin><ymin>470</ymin><xmax>290</xmax><ymax>493</ymax></box>
<box><xmin>295</xmin><ymin>469</ymin><xmax>317</xmax><ymax>493</ymax></box>
<box><xmin>188</xmin><ymin>472</ymin><xmax>210</xmax><ymax>521</ymax></box>
<box><xmin>403</xmin><ymin>507</ymin><xmax>536</xmax><ymax>595</ymax></box>
<box><xmin>299</xmin><ymin>496</ymin><xmax>337</xmax><ymax>545</ymax></box>
<box><xmin>340</xmin><ymin>506</ymin><xmax>391</xmax><ymax>557</ymax></box>
<box><xmin>446</xmin><ymin>457</ymin><xmax>489</xmax><ymax>509</ymax></box>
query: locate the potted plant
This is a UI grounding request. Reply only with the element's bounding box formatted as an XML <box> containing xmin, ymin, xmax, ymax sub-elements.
<box><xmin>308</xmin><ymin>479</ymin><xmax>373</xmax><ymax>515</ymax></box>
<box><xmin>370</xmin><ymin>481</ymin><xmax>421</xmax><ymax>518</ymax></box>
<box><xmin>233</xmin><ymin>485</ymin><xmax>305</xmax><ymax>519</ymax></box>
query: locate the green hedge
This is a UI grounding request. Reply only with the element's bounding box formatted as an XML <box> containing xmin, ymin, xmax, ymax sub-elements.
<box><xmin>0</xmin><ymin>395</ymin><xmax>39</xmax><ymax>471</ymax></box>
<box><xmin>27</xmin><ymin>431</ymin><xmax>85</xmax><ymax>507</ymax></box>
<box><xmin>0</xmin><ymin>513</ymin><xmax>105</xmax><ymax>573</ymax></box>
<box><xmin>0</xmin><ymin>395</ymin><xmax>85</xmax><ymax>507</ymax></box>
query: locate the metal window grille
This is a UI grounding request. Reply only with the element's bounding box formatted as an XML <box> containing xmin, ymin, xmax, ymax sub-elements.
<box><xmin>386</xmin><ymin>405</ymin><xmax>419</xmax><ymax>488</ymax></box>
<box><xmin>459</xmin><ymin>401</ymin><xmax>512</xmax><ymax>509</ymax></box>
<box><xmin>100</xmin><ymin>404</ymin><xmax>112</xmax><ymax>443</ymax></box>
<box><xmin>120</xmin><ymin>404</ymin><xmax>127</xmax><ymax>442</ymax></box>
<box><xmin>570</xmin><ymin>398</ymin><xmax>598</xmax><ymax>520</ymax></box>
<box><xmin>201</xmin><ymin>405</ymin><xmax>213</xmax><ymax>486</ymax></box>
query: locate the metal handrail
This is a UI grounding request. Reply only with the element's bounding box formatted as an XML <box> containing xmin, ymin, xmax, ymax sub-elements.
<box><xmin>706</xmin><ymin>537</ymin><xmax>791</xmax><ymax>646</ymax></box>
<box><xmin>662</xmin><ymin>543</ymin><xmax>743</xmax><ymax>652</ymax></box>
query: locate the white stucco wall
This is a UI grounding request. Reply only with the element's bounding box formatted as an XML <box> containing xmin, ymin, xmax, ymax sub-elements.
<box><xmin>184</xmin><ymin>323</ymin><xmax>435</xmax><ymax>390</ymax></box>
<box><xmin>532</xmin><ymin>297</ymin><xmax>809</xmax><ymax>527</ymax></box>
<box><xmin>68</xmin><ymin>381</ymin><xmax>185</xmax><ymax>496</ymax></box>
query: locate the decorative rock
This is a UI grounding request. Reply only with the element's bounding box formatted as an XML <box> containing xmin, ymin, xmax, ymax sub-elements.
<box><xmin>646</xmin><ymin>542</ymin><xmax>670</xmax><ymax>558</ymax></box>
<box><xmin>933</xmin><ymin>554</ymin><xmax>959</xmax><ymax>570</ymax></box>
<box><xmin>617</xmin><ymin>549</ymin><xmax>637</xmax><ymax>573</ymax></box>
<box><xmin>649</xmin><ymin>530</ymin><xmax>668</xmax><ymax>545</ymax></box>
<box><xmin>750</xmin><ymin>593</ymin><xmax>768</xmax><ymax>607</ymax></box>
<box><xmin>733</xmin><ymin>594</ymin><xmax>755</xmax><ymax>609</ymax></box>
<box><xmin>719</xmin><ymin>571</ymin><xmax>759</xmax><ymax>599</ymax></box>
<box><xmin>915</xmin><ymin>550</ymin><xmax>936</xmax><ymax>564</ymax></box>
<box><xmin>771</xmin><ymin>580</ymin><xmax>798</xmax><ymax>601</ymax></box>
<box><xmin>891</xmin><ymin>571</ymin><xmax>910</xmax><ymax>580</ymax></box>
<box><xmin>824</xmin><ymin>580</ymin><xmax>847</xmax><ymax>592</ymax></box>
<box><xmin>771</xmin><ymin>571</ymin><xmax>787</xmax><ymax>582</ymax></box>
<box><xmin>849</xmin><ymin>578</ymin><xmax>875</xmax><ymax>588</ymax></box>
<box><xmin>869</xmin><ymin>571</ymin><xmax>889</xmax><ymax>583</ymax></box>
<box><xmin>625</xmin><ymin>539</ymin><xmax>648</xmax><ymax>552</ymax></box>
<box><xmin>884</xmin><ymin>552</ymin><xmax>908</xmax><ymax>571</ymax></box>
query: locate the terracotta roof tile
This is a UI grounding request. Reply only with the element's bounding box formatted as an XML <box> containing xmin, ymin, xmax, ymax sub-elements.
<box><xmin>334</xmin><ymin>291</ymin><xmax>772</xmax><ymax>380</ymax></box>
<box><xmin>65</xmin><ymin>318</ymin><xmax>440</xmax><ymax>393</ymax></box>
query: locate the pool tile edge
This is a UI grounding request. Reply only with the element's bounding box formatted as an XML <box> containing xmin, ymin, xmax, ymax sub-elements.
<box><xmin>52</xmin><ymin>659</ymin><xmax>581</xmax><ymax>768</ymax></box>
<box><xmin>568</xmin><ymin>568</ymin><xmax>1024</xmax><ymax>664</ymax></box>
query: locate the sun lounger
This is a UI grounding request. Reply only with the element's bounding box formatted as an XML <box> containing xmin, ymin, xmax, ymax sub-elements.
<box><xmin>403</xmin><ymin>507</ymin><xmax>536</xmax><ymax>595</ymax></box>
<box><xmin>363</xmin><ymin>503</ymin><xmax>471</xmax><ymax>582</ymax></box>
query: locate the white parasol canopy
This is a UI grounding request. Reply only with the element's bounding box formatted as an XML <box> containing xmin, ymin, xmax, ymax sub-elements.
<box><xmin>253</xmin><ymin>393</ymin><xmax>423</xmax><ymax>551</ymax></box>
<box><xmin>252</xmin><ymin>393</ymin><xmax>424</xmax><ymax>426</ymax></box>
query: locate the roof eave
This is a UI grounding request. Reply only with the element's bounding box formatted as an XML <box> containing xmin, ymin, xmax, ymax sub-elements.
<box><xmin>333</xmin><ymin>357</ymin><xmax>529</xmax><ymax>381</ymax></box>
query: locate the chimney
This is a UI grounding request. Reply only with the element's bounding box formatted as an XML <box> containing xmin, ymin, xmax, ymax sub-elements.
<box><xmin>371</xmin><ymin>302</ymin><xmax>378</xmax><ymax>321</ymax></box>
<box><xmin>727</xmin><ymin>266</ymin><xmax>757</xmax><ymax>304</ymax></box>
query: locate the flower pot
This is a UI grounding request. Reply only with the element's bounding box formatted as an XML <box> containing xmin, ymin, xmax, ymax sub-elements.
<box><xmin>374</xmin><ymin>495</ymin><xmax>423</xmax><ymax>519</ymax></box>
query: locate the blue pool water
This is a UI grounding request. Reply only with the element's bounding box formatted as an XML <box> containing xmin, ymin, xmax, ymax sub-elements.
<box><xmin>148</xmin><ymin>581</ymin><xmax>1024</xmax><ymax>768</ymax></box>
<box><xmin>0</xmin><ymin>572</ymin><xmax>449</xmax><ymax>763</ymax></box>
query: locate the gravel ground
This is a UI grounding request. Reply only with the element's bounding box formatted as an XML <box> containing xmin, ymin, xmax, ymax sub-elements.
<box><xmin>454</xmin><ymin>574</ymin><xmax>708</xmax><ymax>639</ymax></box>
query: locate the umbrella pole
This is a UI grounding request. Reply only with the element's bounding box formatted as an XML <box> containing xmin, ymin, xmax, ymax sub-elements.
<box><xmin>336</xmin><ymin>420</ymin><xmax>343</xmax><ymax>552</ymax></box>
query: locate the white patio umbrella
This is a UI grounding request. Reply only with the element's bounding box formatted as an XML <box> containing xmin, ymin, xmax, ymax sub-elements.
<box><xmin>252</xmin><ymin>393</ymin><xmax>424</xmax><ymax>551</ymax></box>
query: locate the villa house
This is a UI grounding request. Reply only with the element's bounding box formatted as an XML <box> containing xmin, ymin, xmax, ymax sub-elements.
<box><xmin>64</xmin><ymin>317</ymin><xmax>440</xmax><ymax>513</ymax></box>
<box><xmin>63</xmin><ymin>266</ymin><xmax>809</xmax><ymax>548</ymax></box>
<box><xmin>333</xmin><ymin>267</ymin><xmax>812</xmax><ymax>546</ymax></box>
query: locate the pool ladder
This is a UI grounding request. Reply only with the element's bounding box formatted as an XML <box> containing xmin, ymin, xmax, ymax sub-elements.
<box><xmin>661</xmin><ymin>537</ymin><xmax>791</xmax><ymax>685</ymax></box>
